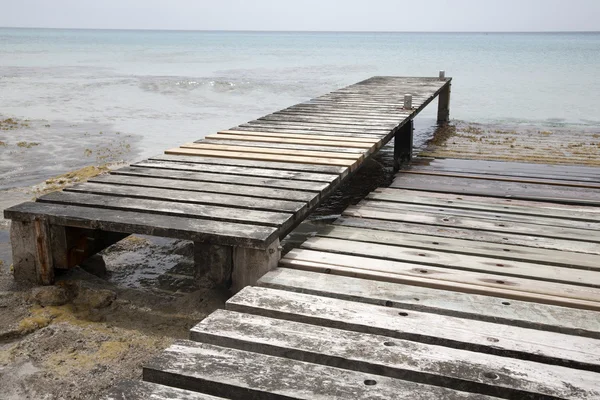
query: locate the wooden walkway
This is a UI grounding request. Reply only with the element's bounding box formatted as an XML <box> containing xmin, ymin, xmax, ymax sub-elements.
<box><xmin>105</xmin><ymin>158</ymin><xmax>600</xmax><ymax>399</ymax></box>
<box><xmin>4</xmin><ymin>76</ymin><xmax>450</xmax><ymax>290</ymax></box>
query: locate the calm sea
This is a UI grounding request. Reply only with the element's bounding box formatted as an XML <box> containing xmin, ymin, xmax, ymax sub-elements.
<box><xmin>1</xmin><ymin>29</ymin><xmax>599</xmax><ymax>188</ymax></box>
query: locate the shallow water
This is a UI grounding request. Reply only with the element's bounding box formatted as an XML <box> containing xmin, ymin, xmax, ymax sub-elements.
<box><xmin>1</xmin><ymin>30</ymin><xmax>599</xmax><ymax>184</ymax></box>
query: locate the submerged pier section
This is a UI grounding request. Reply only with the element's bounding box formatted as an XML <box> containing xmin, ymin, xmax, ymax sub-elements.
<box><xmin>4</xmin><ymin>76</ymin><xmax>450</xmax><ymax>291</ymax></box>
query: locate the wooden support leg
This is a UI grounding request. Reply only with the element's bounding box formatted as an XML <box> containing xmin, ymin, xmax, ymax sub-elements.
<box><xmin>393</xmin><ymin>120</ymin><xmax>414</xmax><ymax>171</ymax></box>
<box><xmin>232</xmin><ymin>239</ymin><xmax>280</xmax><ymax>293</ymax></box>
<box><xmin>10</xmin><ymin>219</ymin><xmax>54</xmax><ymax>284</ymax></box>
<box><xmin>437</xmin><ymin>82</ymin><xmax>451</xmax><ymax>123</ymax></box>
<box><xmin>194</xmin><ymin>243</ymin><xmax>233</xmax><ymax>288</ymax></box>
<box><xmin>194</xmin><ymin>239</ymin><xmax>281</xmax><ymax>293</ymax></box>
<box><xmin>51</xmin><ymin>227</ymin><xmax>128</xmax><ymax>269</ymax></box>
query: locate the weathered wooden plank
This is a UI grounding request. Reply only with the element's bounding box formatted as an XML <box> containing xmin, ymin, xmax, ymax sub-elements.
<box><xmin>283</xmin><ymin>248</ymin><xmax>600</xmax><ymax>303</ymax></box>
<box><xmin>66</xmin><ymin>182</ymin><xmax>307</xmax><ymax>214</ymax></box>
<box><xmin>280</xmin><ymin>255</ymin><xmax>600</xmax><ymax>311</ymax></box>
<box><xmin>4</xmin><ymin>202</ymin><xmax>277</xmax><ymax>248</ymax></box>
<box><xmin>358</xmin><ymin>199</ymin><xmax>600</xmax><ymax>231</ymax></box>
<box><xmin>136</xmin><ymin>160</ymin><xmax>339</xmax><ymax>183</ymax></box>
<box><xmin>227</xmin><ymin>287</ymin><xmax>600</xmax><ymax>370</ymax></box>
<box><xmin>191</xmin><ymin>310</ymin><xmax>600</xmax><ymax>400</ymax></box>
<box><xmin>344</xmin><ymin>205</ymin><xmax>600</xmax><ymax>243</ymax></box>
<box><xmin>334</xmin><ymin>216</ymin><xmax>600</xmax><ymax>255</ymax></box>
<box><xmin>91</xmin><ymin>174</ymin><xmax>317</xmax><ymax>204</ymax></box>
<box><xmin>240</xmin><ymin>121</ymin><xmax>394</xmax><ymax>135</ymax></box>
<box><xmin>411</xmin><ymin>158</ymin><xmax>600</xmax><ymax>182</ymax></box>
<box><xmin>180</xmin><ymin>142</ymin><xmax>364</xmax><ymax>160</ymax></box>
<box><xmin>150</xmin><ymin>154</ymin><xmax>348</xmax><ymax>176</ymax></box>
<box><xmin>101</xmin><ymin>381</ymin><xmax>226</xmax><ymax>400</ymax></box>
<box><xmin>113</xmin><ymin>166</ymin><xmax>329</xmax><ymax>193</ymax></box>
<box><xmin>257</xmin><ymin>114</ymin><xmax>400</xmax><ymax>127</ymax></box>
<box><xmin>318</xmin><ymin>225</ymin><xmax>600</xmax><ymax>270</ymax></box>
<box><xmin>243</xmin><ymin>119</ymin><xmax>397</xmax><ymax>130</ymax></box>
<box><xmin>38</xmin><ymin>191</ymin><xmax>294</xmax><ymax>230</ymax></box>
<box><xmin>300</xmin><ymin>236</ymin><xmax>600</xmax><ymax>284</ymax></box>
<box><xmin>278</xmin><ymin>107</ymin><xmax>404</xmax><ymax>119</ymax></box>
<box><xmin>219</xmin><ymin>129</ymin><xmax>380</xmax><ymax>143</ymax></box>
<box><xmin>368</xmin><ymin>189</ymin><xmax>600</xmax><ymax>222</ymax></box>
<box><xmin>203</xmin><ymin>134</ymin><xmax>376</xmax><ymax>149</ymax></box>
<box><xmin>165</xmin><ymin>147</ymin><xmax>358</xmax><ymax>168</ymax></box>
<box><xmin>258</xmin><ymin>268</ymin><xmax>600</xmax><ymax>338</ymax></box>
<box><xmin>391</xmin><ymin>174</ymin><xmax>600</xmax><ymax>206</ymax></box>
<box><xmin>233</xmin><ymin>124</ymin><xmax>388</xmax><ymax>137</ymax></box>
<box><xmin>144</xmin><ymin>340</ymin><xmax>502</xmax><ymax>400</ymax></box>
<box><xmin>404</xmin><ymin>169</ymin><xmax>600</xmax><ymax>190</ymax></box>
<box><xmin>200</xmin><ymin>138</ymin><xmax>366</xmax><ymax>154</ymax></box>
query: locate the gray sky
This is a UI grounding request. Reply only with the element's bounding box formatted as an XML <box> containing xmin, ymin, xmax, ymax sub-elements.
<box><xmin>2</xmin><ymin>0</ymin><xmax>599</xmax><ymax>32</ymax></box>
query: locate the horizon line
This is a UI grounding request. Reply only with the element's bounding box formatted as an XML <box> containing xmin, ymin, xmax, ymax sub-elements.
<box><xmin>1</xmin><ymin>26</ymin><xmax>599</xmax><ymax>34</ymax></box>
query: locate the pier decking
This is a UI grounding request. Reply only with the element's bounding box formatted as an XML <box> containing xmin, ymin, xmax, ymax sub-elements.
<box><xmin>104</xmin><ymin>158</ymin><xmax>600</xmax><ymax>400</ymax></box>
<box><xmin>4</xmin><ymin>76</ymin><xmax>450</xmax><ymax>289</ymax></box>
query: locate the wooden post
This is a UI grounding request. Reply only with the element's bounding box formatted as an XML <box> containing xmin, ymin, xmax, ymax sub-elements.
<box><xmin>10</xmin><ymin>219</ymin><xmax>55</xmax><ymax>284</ymax></box>
<box><xmin>437</xmin><ymin>82</ymin><xmax>451</xmax><ymax>123</ymax></box>
<box><xmin>403</xmin><ymin>94</ymin><xmax>413</xmax><ymax>110</ymax></box>
<box><xmin>393</xmin><ymin>120</ymin><xmax>414</xmax><ymax>171</ymax></box>
<box><xmin>194</xmin><ymin>243</ymin><xmax>233</xmax><ymax>288</ymax></box>
<box><xmin>194</xmin><ymin>239</ymin><xmax>281</xmax><ymax>293</ymax></box>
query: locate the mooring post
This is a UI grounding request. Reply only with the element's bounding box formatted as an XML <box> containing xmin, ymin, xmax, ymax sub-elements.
<box><xmin>403</xmin><ymin>94</ymin><xmax>413</xmax><ymax>110</ymax></box>
<box><xmin>394</xmin><ymin>119</ymin><xmax>414</xmax><ymax>171</ymax></box>
<box><xmin>437</xmin><ymin>72</ymin><xmax>451</xmax><ymax>123</ymax></box>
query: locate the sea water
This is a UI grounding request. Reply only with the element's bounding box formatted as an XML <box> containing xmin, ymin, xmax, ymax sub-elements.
<box><xmin>1</xmin><ymin>29</ymin><xmax>599</xmax><ymax>188</ymax></box>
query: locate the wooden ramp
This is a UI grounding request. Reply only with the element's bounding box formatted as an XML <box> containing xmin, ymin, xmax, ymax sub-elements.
<box><xmin>4</xmin><ymin>76</ymin><xmax>450</xmax><ymax>290</ymax></box>
<box><xmin>103</xmin><ymin>158</ymin><xmax>600</xmax><ymax>399</ymax></box>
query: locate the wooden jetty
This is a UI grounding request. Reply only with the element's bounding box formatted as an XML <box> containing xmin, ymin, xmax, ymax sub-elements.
<box><xmin>103</xmin><ymin>156</ymin><xmax>600</xmax><ymax>399</ymax></box>
<box><xmin>7</xmin><ymin>74</ymin><xmax>600</xmax><ymax>398</ymax></box>
<box><xmin>4</xmin><ymin>76</ymin><xmax>451</xmax><ymax>290</ymax></box>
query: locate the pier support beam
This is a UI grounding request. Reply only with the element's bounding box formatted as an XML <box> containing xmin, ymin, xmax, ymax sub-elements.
<box><xmin>437</xmin><ymin>82</ymin><xmax>451</xmax><ymax>123</ymax></box>
<box><xmin>194</xmin><ymin>239</ymin><xmax>281</xmax><ymax>293</ymax></box>
<box><xmin>394</xmin><ymin>120</ymin><xmax>414</xmax><ymax>171</ymax></box>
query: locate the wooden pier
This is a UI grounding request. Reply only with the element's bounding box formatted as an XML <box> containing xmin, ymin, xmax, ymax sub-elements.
<box><xmin>4</xmin><ymin>76</ymin><xmax>450</xmax><ymax>290</ymax></box>
<box><xmin>7</xmin><ymin>75</ymin><xmax>600</xmax><ymax>399</ymax></box>
<box><xmin>103</xmin><ymin>155</ymin><xmax>600</xmax><ymax>399</ymax></box>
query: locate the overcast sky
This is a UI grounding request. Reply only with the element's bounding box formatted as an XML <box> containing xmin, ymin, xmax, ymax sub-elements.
<box><xmin>2</xmin><ymin>0</ymin><xmax>599</xmax><ymax>32</ymax></box>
